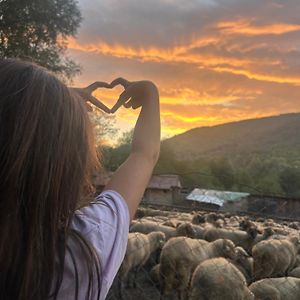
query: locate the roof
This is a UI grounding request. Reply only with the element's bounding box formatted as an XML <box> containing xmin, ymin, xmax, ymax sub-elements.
<box><xmin>147</xmin><ymin>174</ymin><xmax>182</xmax><ymax>190</ymax></box>
<box><xmin>186</xmin><ymin>188</ymin><xmax>250</xmax><ymax>207</ymax></box>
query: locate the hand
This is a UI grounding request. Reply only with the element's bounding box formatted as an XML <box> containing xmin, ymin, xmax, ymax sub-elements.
<box><xmin>109</xmin><ymin>78</ymin><xmax>158</xmax><ymax>113</ymax></box>
<box><xmin>71</xmin><ymin>81</ymin><xmax>112</xmax><ymax>113</ymax></box>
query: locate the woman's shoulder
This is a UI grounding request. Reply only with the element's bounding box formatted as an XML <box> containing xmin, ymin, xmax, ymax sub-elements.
<box><xmin>72</xmin><ymin>189</ymin><xmax>130</xmax><ymax>235</ymax></box>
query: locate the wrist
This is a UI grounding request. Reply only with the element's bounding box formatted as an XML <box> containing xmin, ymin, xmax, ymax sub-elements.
<box><xmin>144</xmin><ymin>81</ymin><xmax>159</xmax><ymax>97</ymax></box>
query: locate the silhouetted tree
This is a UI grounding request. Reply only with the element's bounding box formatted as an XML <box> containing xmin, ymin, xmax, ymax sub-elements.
<box><xmin>0</xmin><ymin>0</ymin><xmax>82</xmax><ymax>80</ymax></box>
<box><xmin>279</xmin><ymin>167</ymin><xmax>300</xmax><ymax>197</ymax></box>
<box><xmin>210</xmin><ymin>158</ymin><xmax>235</xmax><ymax>190</ymax></box>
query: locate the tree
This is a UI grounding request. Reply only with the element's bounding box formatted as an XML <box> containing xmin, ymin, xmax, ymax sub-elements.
<box><xmin>210</xmin><ymin>158</ymin><xmax>235</xmax><ymax>190</ymax></box>
<box><xmin>117</xmin><ymin>129</ymin><xmax>134</xmax><ymax>146</ymax></box>
<box><xmin>0</xmin><ymin>0</ymin><xmax>82</xmax><ymax>80</ymax></box>
<box><xmin>89</xmin><ymin>109</ymin><xmax>119</xmax><ymax>146</ymax></box>
<box><xmin>279</xmin><ymin>167</ymin><xmax>300</xmax><ymax>197</ymax></box>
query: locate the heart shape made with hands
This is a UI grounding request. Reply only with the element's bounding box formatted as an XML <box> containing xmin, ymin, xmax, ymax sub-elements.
<box><xmin>73</xmin><ymin>78</ymin><xmax>133</xmax><ymax>114</ymax></box>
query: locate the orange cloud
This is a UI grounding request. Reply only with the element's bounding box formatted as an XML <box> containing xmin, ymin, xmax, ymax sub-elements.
<box><xmin>217</xmin><ymin>19</ymin><xmax>300</xmax><ymax>36</ymax></box>
<box><xmin>67</xmin><ymin>36</ymin><xmax>300</xmax><ymax>86</ymax></box>
<box><xmin>212</xmin><ymin>66</ymin><xmax>300</xmax><ymax>85</ymax></box>
<box><xmin>67</xmin><ymin>36</ymin><xmax>254</xmax><ymax>67</ymax></box>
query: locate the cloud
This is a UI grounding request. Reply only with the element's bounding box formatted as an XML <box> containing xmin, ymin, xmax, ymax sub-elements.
<box><xmin>216</xmin><ymin>19</ymin><xmax>300</xmax><ymax>36</ymax></box>
<box><xmin>68</xmin><ymin>0</ymin><xmax>300</xmax><ymax>138</ymax></box>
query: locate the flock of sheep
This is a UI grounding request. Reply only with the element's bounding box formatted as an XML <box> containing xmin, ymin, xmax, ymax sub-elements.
<box><xmin>114</xmin><ymin>207</ymin><xmax>300</xmax><ymax>300</ymax></box>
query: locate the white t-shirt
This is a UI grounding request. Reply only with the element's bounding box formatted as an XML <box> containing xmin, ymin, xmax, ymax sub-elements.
<box><xmin>55</xmin><ymin>190</ymin><xmax>130</xmax><ymax>300</ymax></box>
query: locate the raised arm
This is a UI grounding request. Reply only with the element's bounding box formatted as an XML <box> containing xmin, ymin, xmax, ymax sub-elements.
<box><xmin>103</xmin><ymin>78</ymin><xmax>161</xmax><ymax>220</ymax></box>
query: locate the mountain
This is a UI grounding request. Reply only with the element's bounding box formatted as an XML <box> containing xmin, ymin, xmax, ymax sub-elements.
<box><xmin>163</xmin><ymin>113</ymin><xmax>300</xmax><ymax>162</ymax></box>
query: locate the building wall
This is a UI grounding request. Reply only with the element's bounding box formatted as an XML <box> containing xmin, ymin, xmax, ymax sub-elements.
<box><xmin>142</xmin><ymin>189</ymin><xmax>173</xmax><ymax>206</ymax></box>
<box><xmin>221</xmin><ymin>198</ymin><xmax>249</xmax><ymax>212</ymax></box>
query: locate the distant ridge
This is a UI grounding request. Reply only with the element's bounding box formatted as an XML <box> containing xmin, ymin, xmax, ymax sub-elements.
<box><xmin>163</xmin><ymin>113</ymin><xmax>300</xmax><ymax>160</ymax></box>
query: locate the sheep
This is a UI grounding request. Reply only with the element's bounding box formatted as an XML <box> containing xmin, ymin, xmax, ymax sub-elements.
<box><xmin>189</xmin><ymin>258</ymin><xmax>254</xmax><ymax>300</ymax></box>
<box><xmin>205</xmin><ymin>212</ymin><xmax>225</xmax><ymax>227</ymax></box>
<box><xmin>130</xmin><ymin>220</ymin><xmax>177</xmax><ymax>240</ymax></box>
<box><xmin>229</xmin><ymin>246</ymin><xmax>254</xmax><ymax>284</ymax></box>
<box><xmin>256</xmin><ymin>217</ymin><xmax>265</xmax><ymax>223</ymax></box>
<box><xmin>287</xmin><ymin>255</ymin><xmax>300</xmax><ymax>277</ymax></box>
<box><xmin>289</xmin><ymin>267</ymin><xmax>300</xmax><ymax>278</ymax></box>
<box><xmin>118</xmin><ymin>231</ymin><xmax>165</xmax><ymax>299</ymax></box>
<box><xmin>159</xmin><ymin>237</ymin><xmax>236</xmax><ymax>300</ymax></box>
<box><xmin>239</xmin><ymin>218</ymin><xmax>263</xmax><ymax>234</ymax></box>
<box><xmin>251</xmin><ymin>227</ymin><xmax>275</xmax><ymax>248</ymax></box>
<box><xmin>150</xmin><ymin>264</ymin><xmax>161</xmax><ymax>288</ymax></box>
<box><xmin>228</xmin><ymin>219</ymin><xmax>242</xmax><ymax>228</ymax></box>
<box><xmin>249</xmin><ymin>277</ymin><xmax>300</xmax><ymax>300</ymax></box>
<box><xmin>175</xmin><ymin>222</ymin><xmax>205</xmax><ymax>239</ymax></box>
<box><xmin>162</xmin><ymin>220</ymin><xmax>178</xmax><ymax>228</ymax></box>
<box><xmin>252</xmin><ymin>235</ymin><xmax>300</xmax><ymax>280</ymax></box>
<box><xmin>203</xmin><ymin>226</ymin><xmax>258</xmax><ymax>253</ymax></box>
<box><xmin>136</xmin><ymin>208</ymin><xmax>171</xmax><ymax>217</ymax></box>
<box><xmin>176</xmin><ymin>213</ymin><xmax>193</xmax><ymax>222</ymax></box>
<box><xmin>289</xmin><ymin>222</ymin><xmax>300</xmax><ymax>230</ymax></box>
<box><xmin>144</xmin><ymin>216</ymin><xmax>169</xmax><ymax>222</ymax></box>
<box><xmin>191</xmin><ymin>213</ymin><xmax>206</xmax><ymax>225</ymax></box>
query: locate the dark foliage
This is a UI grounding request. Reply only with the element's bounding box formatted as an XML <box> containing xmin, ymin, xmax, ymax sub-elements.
<box><xmin>0</xmin><ymin>0</ymin><xmax>82</xmax><ymax>80</ymax></box>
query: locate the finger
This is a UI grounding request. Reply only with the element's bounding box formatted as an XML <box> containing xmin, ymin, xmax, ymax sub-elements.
<box><xmin>128</xmin><ymin>97</ymin><xmax>141</xmax><ymax>109</ymax></box>
<box><xmin>110</xmin><ymin>77</ymin><xmax>131</xmax><ymax>89</ymax></box>
<box><xmin>132</xmin><ymin>101</ymin><xmax>141</xmax><ymax>109</ymax></box>
<box><xmin>85</xmin><ymin>81</ymin><xmax>112</xmax><ymax>93</ymax></box>
<box><xmin>88</xmin><ymin>95</ymin><xmax>111</xmax><ymax>113</ymax></box>
<box><xmin>111</xmin><ymin>90</ymin><xmax>131</xmax><ymax>113</ymax></box>
<box><xmin>123</xmin><ymin>99</ymin><xmax>133</xmax><ymax>108</ymax></box>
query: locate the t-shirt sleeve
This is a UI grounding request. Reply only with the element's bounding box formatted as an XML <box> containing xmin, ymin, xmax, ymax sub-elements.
<box><xmin>71</xmin><ymin>189</ymin><xmax>130</xmax><ymax>299</ymax></box>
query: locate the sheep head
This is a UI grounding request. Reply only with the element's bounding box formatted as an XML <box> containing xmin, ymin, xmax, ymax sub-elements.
<box><xmin>239</xmin><ymin>218</ymin><xmax>252</xmax><ymax>231</ymax></box>
<box><xmin>155</xmin><ymin>231</ymin><xmax>166</xmax><ymax>248</ymax></box>
<box><xmin>247</xmin><ymin>227</ymin><xmax>258</xmax><ymax>239</ymax></box>
<box><xmin>176</xmin><ymin>222</ymin><xmax>196</xmax><ymax>238</ymax></box>
<box><xmin>263</xmin><ymin>227</ymin><xmax>274</xmax><ymax>238</ymax></box>
<box><xmin>289</xmin><ymin>235</ymin><xmax>300</xmax><ymax>251</ymax></box>
<box><xmin>215</xmin><ymin>239</ymin><xmax>236</xmax><ymax>260</ymax></box>
<box><xmin>206</xmin><ymin>212</ymin><xmax>218</xmax><ymax>224</ymax></box>
<box><xmin>192</xmin><ymin>214</ymin><xmax>205</xmax><ymax>224</ymax></box>
<box><xmin>235</xmin><ymin>246</ymin><xmax>250</xmax><ymax>262</ymax></box>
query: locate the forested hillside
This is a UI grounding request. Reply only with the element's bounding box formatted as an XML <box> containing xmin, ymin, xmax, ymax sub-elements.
<box><xmin>163</xmin><ymin>113</ymin><xmax>300</xmax><ymax>162</ymax></box>
<box><xmin>101</xmin><ymin>113</ymin><xmax>300</xmax><ymax>197</ymax></box>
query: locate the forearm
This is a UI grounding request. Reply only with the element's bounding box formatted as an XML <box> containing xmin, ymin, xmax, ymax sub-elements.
<box><xmin>131</xmin><ymin>85</ymin><xmax>161</xmax><ymax>162</ymax></box>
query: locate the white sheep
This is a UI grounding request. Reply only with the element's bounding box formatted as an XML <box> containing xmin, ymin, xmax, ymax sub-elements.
<box><xmin>159</xmin><ymin>237</ymin><xmax>236</xmax><ymax>300</ymax></box>
<box><xmin>130</xmin><ymin>219</ymin><xmax>176</xmax><ymax>240</ymax></box>
<box><xmin>175</xmin><ymin>222</ymin><xmax>205</xmax><ymax>239</ymax></box>
<box><xmin>229</xmin><ymin>246</ymin><xmax>254</xmax><ymax>284</ymax></box>
<box><xmin>204</xmin><ymin>227</ymin><xmax>258</xmax><ymax>253</ymax></box>
<box><xmin>190</xmin><ymin>258</ymin><xmax>254</xmax><ymax>300</ymax></box>
<box><xmin>249</xmin><ymin>277</ymin><xmax>300</xmax><ymax>300</ymax></box>
<box><xmin>118</xmin><ymin>231</ymin><xmax>165</xmax><ymax>299</ymax></box>
<box><xmin>252</xmin><ymin>235</ymin><xmax>300</xmax><ymax>280</ymax></box>
<box><xmin>288</xmin><ymin>266</ymin><xmax>300</xmax><ymax>278</ymax></box>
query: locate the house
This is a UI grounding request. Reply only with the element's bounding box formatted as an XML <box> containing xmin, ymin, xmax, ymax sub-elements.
<box><xmin>92</xmin><ymin>171</ymin><xmax>182</xmax><ymax>206</ymax></box>
<box><xmin>143</xmin><ymin>174</ymin><xmax>182</xmax><ymax>206</ymax></box>
<box><xmin>186</xmin><ymin>188</ymin><xmax>250</xmax><ymax>211</ymax></box>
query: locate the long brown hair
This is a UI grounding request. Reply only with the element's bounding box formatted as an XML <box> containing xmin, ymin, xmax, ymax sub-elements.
<box><xmin>0</xmin><ymin>59</ymin><xmax>101</xmax><ymax>300</ymax></box>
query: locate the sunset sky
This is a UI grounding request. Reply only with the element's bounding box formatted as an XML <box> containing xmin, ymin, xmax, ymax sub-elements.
<box><xmin>67</xmin><ymin>0</ymin><xmax>300</xmax><ymax>140</ymax></box>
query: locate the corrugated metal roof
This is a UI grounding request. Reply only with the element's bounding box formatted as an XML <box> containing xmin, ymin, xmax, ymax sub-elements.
<box><xmin>186</xmin><ymin>188</ymin><xmax>250</xmax><ymax>207</ymax></box>
<box><xmin>147</xmin><ymin>174</ymin><xmax>182</xmax><ymax>190</ymax></box>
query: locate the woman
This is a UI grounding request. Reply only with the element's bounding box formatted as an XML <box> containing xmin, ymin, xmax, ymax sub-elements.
<box><xmin>0</xmin><ymin>59</ymin><xmax>160</xmax><ymax>300</ymax></box>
